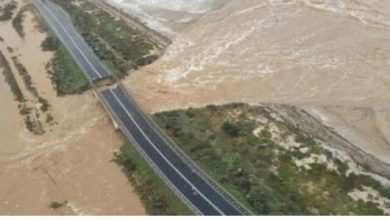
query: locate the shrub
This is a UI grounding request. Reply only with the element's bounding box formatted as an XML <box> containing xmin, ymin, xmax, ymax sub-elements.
<box><xmin>49</xmin><ymin>201</ymin><xmax>68</xmax><ymax>209</ymax></box>
<box><xmin>0</xmin><ymin>1</ymin><xmax>17</xmax><ymax>21</ymax></box>
<box><xmin>12</xmin><ymin>6</ymin><xmax>26</xmax><ymax>38</ymax></box>
<box><xmin>221</xmin><ymin>121</ymin><xmax>240</xmax><ymax>137</ymax></box>
<box><xmin>41</xmin><ymin>36</ymin><xmax>60</xmax><ymax>51</ymax></box>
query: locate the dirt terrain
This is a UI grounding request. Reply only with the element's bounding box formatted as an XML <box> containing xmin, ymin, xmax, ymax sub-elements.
<box><xmin>0</xmin><ymin>0</ymin><xmax>144</xmax><ymax>215</ymax></box>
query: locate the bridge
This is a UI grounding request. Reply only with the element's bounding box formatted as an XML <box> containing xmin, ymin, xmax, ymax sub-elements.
<box><xmin>32</xmin><ymin>0</ymin><xmax>250</xmax><ymax>215</ymax></box>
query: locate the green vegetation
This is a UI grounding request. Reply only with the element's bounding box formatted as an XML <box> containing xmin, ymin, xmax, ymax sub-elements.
<box><xmin>12</xmin><ymin>5</ymin><xmax>30</xmax><ymax>38</ymax></box>
<box><xmin>115</xmin><ymin>142</ymin><xmax>193</xmax><ymax>215</ymax></box>
<box><xmin>25</xmin><ymin>3</ymin><xmax>89</xmax><ymax>95</ymax></box>
<box><xmin>221</xmin><ymin>121</ymin><xmax>241</xmax><ymax>137</ymax></box>
<box><xmin>0</xmin><ymin>51</ymin><xmax>25</xmax><ymax>102</ymax></box>
<box><xmin>48</xmin><ymin>45</ymin><xmax>89</xmax><ymax>95</ymax></box>
<box><xmin>11</xmin><ymin>56</ymin><xmax>50</xmax><ymax>112</ymax></box>
<box><xmin>50</xmin><ymin>0</ymin><xmax>159</xmax><ymax>76</ymax></box>
<box><xmin>0</xmin><ymin>52</ymin><xmax>44</xmax><ymax>134</ymax></box>
<box><xmin>11</xmin><ymin>56</ymin><xmax>38</xmax><ymax>97</ymax></box>
<box><xmin>41</xmin><ymin>35</ymin><xmax>60</xmax><ymax>51</ymax></box>
<box><xmin>0</xmin><ymin>1</ymin><xmax>17</xmax><ymax>21</ymax></box>
<box><xmin>9</xmin><ymin>56</ymin><xmax>47</xmax><ymax>135</ymax></box>
<box><xmin>41</xmin><ymin>35</ymin><xmax>89</xmax><ymax>95</ymax></box>
<box><xmin>152</xmin><ymin>104</ymin><xmax>390</xmax><ymax>215</ymax></box>
<box><xmin>12</xmin><ymin>8</ymin><xmax>26</xmax><ymax>38</ymax></box>
<box><xmin>49</xmin><ymin>200</ymin><xmax>68</xmax><ymax>209</ymax></box>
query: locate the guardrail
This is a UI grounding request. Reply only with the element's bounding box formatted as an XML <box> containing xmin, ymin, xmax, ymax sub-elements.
<box><xmin>96</xmin><ymin>90</ymin><xmax>202</xmax><ymax>215</ymax></box>
<box><xmin>33</xmin><ymin>0</ymin><xmax>250</xmax><ymax>215</ymax></box>
<box><xmin>116</xmin><ymin>84</ymin><xmax>252</xmax><ymax>215</ymax></box>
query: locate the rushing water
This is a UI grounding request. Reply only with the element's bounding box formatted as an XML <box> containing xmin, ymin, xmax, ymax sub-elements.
<box><xmin>103</xmin><ymin>0</ymin><xmax>230</xmax><ymax>37</ymax></box>
<box><xmin>104</xmin><ymin>0</ymin><xmax>390</xmax><ymax>38</ymax></box>
<box><xmin>110</xmin><ymin>0</ymin><xmax>390</xmax><ymax>163</ymax></box>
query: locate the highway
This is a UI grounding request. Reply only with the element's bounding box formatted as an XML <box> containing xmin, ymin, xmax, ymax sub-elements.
<box><xmin>32</xmin><ymin>0</ymin><xmax>248</xmax><ymax>215</ymax></box>
<box><xmin>32</xmin><ymin>0</ymin><xmax>111</xmax><ymax>82</ymax></box>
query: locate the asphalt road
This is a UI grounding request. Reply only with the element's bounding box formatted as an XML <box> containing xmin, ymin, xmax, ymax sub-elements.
<box><xmin>32</xmin><ymin>0</ymin><xmax>248</xmax><ymax>215</ymax></box>
<box><xmin>32</xmin><ymin>0</ymin><xmax>111</xmax><ymax>82</ymax></box>
<box><xmin>99</xmin><ymin>86</ymin><xmax>245</xmax><ymax>215</ymax></box>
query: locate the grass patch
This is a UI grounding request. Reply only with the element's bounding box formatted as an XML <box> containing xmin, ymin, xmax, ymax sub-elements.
<box><xmin>152</xmin><ymin>104</ymin><xmax>390</xmax><ymax>215</ymax></box>
<box><xmin>11</xmin><ymin>56</ymin><xmax>50</xmax><ymax>112</ymax></box>
<box><xmin>0</xmin><ymin>0</ymin><xmax>17</xmax><ymax>21</ymax></box>
<box><xmin>40</xmin><ymin>31</ymin><xmax>88</xmax><ymax>95</ymax></box>
<box><xmin>0</xmin><ymin>52</ymin><xmax>45</xmax><ymax>135</ymax></box>
<box><xmin>26</xmin><ymin>3</ymin><xmax>89</xmax><ymax>96</ymax></box>
<box><xmin>11</xmin><ymin>56</ymin><xmax>38</xmax><ymax>97</ymax></box>
<box><xmin>115</xmin><ymin>142</ymin><xmax>193</xmax><ymax>215</ymax></box>
<box><xmin>50</xmin><ymin>0</ymin><xmax>159</xmax><ymax>76</ymax></box>
<box><xmin>46</xmin><ymin>44</ymin><xmax>89</xmax><ymax>95</ymax></box>
<box><xmin>12</xmin><ymin>4</ymin><xmax>30</xmax><ymax>38</ymax></box>
<box><xmin>0</xmin><ymin>51</ymin><xmax>25</xmax><ymax>102</ymax></box>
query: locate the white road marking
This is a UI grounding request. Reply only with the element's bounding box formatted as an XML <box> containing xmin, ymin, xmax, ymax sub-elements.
<box><xmin>117</xmin><ymin>86</ymin><xmax>245</xmax><ymax>214</ymax></box>
<box><xmin>34</xmin><ymin>0</ymin><xmax>242</xmax><ymax>214</ymax></box>
<box><xmin>35</xmin><ymin>0</ymin><xmax>103</xmax><ymax>79</ymax></box>
<box><xmin>109</xmin><ymin>88</ymin><xmax>225</xmax><ymax>215</ymax></box>
<box><xmin>97</xmin><ymin>91</ymin><xmax>203</xmax><ymax>215</ymax></box>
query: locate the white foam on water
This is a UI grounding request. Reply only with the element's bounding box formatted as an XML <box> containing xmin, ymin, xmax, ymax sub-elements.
<box><xmin>300</xmin><ymin>0</ymin><xmax>390</xmax><ymax>28</ymax></box>
<box><xmin>103</xmin><ymin>0</ymin><xmax>231</xmax><ymax>38</ymax></box>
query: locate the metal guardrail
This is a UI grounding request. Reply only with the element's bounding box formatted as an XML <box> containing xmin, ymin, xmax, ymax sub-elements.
<box><xmin>116</xmin><ymin>84</ymin><xmax>252</xmax><ymax>215</ymax></box>
<box><xmin>96</xmin><ymin>91</ymin><xmax>202</xmax><ymax>215</ymax></box>
<box><xmin>33</xmin><ymin>0</ymin><xmax>250</xmax><ymax>215</ymax></box>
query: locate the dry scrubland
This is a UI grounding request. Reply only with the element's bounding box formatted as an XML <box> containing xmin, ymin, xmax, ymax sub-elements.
<box><xmin>150</xmin><ymin>104</ymin><xmax>390</xmax><ymax>215</ymax></box>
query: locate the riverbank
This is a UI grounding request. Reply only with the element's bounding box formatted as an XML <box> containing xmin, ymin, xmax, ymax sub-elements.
<box><xmin>118</xmin><ymin>0</ymin><xmax>390</xmax><ymax>180</ymax></box>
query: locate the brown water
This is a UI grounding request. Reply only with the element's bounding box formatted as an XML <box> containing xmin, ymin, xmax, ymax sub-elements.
<box><xmin>0</xmin><ymin>0</ymin><xmax>144</xmax><ymax>215</ymax></box>
<box><xmin>119</xmin><ymin>0</ymin><xmax>390</xmax><ymax>163</ymax></box>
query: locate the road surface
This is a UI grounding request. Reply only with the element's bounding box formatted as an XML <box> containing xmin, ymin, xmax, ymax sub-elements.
<box><xmin>32</xmin><ymin>0</ymin><xmax>248</xmax><ymax>215</ymax></box>
<box><xmin>33</xmin><ymin>0</ymin><xmax>111</xmax><ymax>82</ymax></box>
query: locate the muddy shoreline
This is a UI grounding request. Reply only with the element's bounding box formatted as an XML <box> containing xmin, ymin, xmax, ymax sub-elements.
<box><xmin>91</xmin><ymin>0</ymin><xmax>171</xmax><ymax>50</ymax></box>
<box><xmin>275</xmin><ymin>105</ymin><xmax>390</xmax><ymax>180</ymax></box>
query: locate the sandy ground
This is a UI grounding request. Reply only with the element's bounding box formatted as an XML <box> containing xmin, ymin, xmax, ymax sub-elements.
<box><xmin>120</xmin><ymin>0</ymin><xmax>390</xmax><ymax>164</ymax></box>
<box><xmin>0</xmin><ymin>0</ymin><xmax>144</xmax><ymax>215</ymax></box>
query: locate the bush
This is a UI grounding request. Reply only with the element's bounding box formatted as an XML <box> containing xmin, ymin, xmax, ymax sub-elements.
<box><xmin>50</xmin><ymin>0</ymin><xmax>159</xmax><ymax>76</ymax></box>
<box><xmin>260</xmin><ymin>129</ymin><xmax>272</xmax><ymax>139</ymax></box>
<box><xmin>115</xmin><ymin>143</ymin><xmax>192</xmax><ymax>215</ymax></box>
<box><xmin>49</xmin><ymin>201</ymin><xmax>68</xmax><ymax>209</ymax></box>
<box><xmin>153</xmin><ymin>104</ymin><xmax>390</xmax><ymax>215</ymax></box>
<box><xmin>221</xmin><ymin>121</ymin><xmax>240</xmax><ymax>137</ymax></box>
<box><xmin>12</xmin><ymin>6</ymin><xmax>27</xmax><ymax>38</ymax></box>
<box><xmin>48</xmin><ymin>46</ymin><xmax>88</xmax><ymax>95</ymax></box>
<box><xmin>0</xmin><ymin>1</ymin><xmax>17</xmax><ymax>21</ymax></box>
<box><xmin>41</xmin><ymin>36</ymin><xmax>60</xmax><ymax>51</ymax></box>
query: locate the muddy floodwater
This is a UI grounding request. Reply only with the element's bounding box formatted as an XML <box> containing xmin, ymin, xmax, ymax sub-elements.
<box><xmin>2</xmin><ymin>0</ymin><xmax>390</xmax><ymax>215</ymax></box>
<box><xmin>0</xmin><ymin>0</ymin><xmax>144</xmax><ymax>215</ymax></box>
<box><xmin>108</xmin><ymin>0</ymin><xmax>390</xmax><ymax>164</ymax></box>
